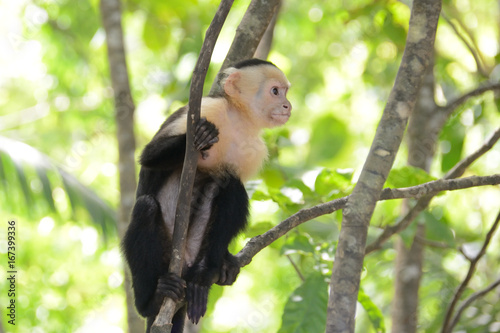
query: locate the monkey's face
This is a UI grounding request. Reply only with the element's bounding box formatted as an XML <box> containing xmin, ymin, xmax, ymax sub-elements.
<box><xmin>224</xmin><ymin>64</ymin><xmax>292</xmax><ymax>128</ymax></box>
<box><xmin>261</xmin><ymin>78</ymin><xmax>292</xmax><ymax>127</ymax></box>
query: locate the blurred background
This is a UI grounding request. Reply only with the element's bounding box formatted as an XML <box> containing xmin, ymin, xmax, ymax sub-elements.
<box><xmin>0</xmin><ymin>0</ymin><xmax>499</xmax><ymax>332</ymax></box>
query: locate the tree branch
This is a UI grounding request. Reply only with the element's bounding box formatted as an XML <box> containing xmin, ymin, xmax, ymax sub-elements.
<box><xmin>151</xmin><ymin>1</ymin><xmax>234</xmax><ymax>332</ymax></box>
<box><xmin>448</xmin><ymin>276</ymin><xmax>500</xmax><ymax>331</ymax></box>
<box><xmin>440</xmin><ymin>82</ymin><xmax>500</xmax><ymax>118</ymax></box>
<box><xmin>235</xmin><ymin>174</ymin><xmax>500</xmax><ymax>267</ymax></box>
<box><xmin>209</xmin><ymin>0</ymin><xmax>281</xmax><ymax>94</ymax></box>
<box><xmin>441</xmin><ymin>13</ymin><xmax>489</xmax><ymax>77</ymax></box>
<box><xmin>442</xmin><ymin>209</ymin><xmax>500</xmax><ymax>333</ymax></box>
<box><xmin>100</xmin><ymin>0</ymin><xmax>143</xmax><ymax>331</ymax></box>
<box><xmin>254</xmin><ymin>0</ymin><xmax>281</xmax><ymax>60</ymax></box>
<box><xmin>326</xmin><ymin>0</ymin><xmax>441</xmax><ymax>330</ymax></box>
<box><xmin>365</xmin><ymin>127</ymin><xmax>500</xmax><ymax>254</ymax></box>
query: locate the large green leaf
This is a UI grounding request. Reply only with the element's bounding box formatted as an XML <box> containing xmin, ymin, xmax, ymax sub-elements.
<box><xmin>278</xmin><ymin>273</ymin><xmax>328</xmax><ymax>333</ymax></box>
<box><xmin>314</xmin><ymin>168</ymin><xmax>353</xmax><ymax>198</ymax></box>
<box><xmin>0</xmin><ymin>136</ymin><xmax>116</xmax><ymax>234</ymax></box>
<box><xmin>386</xmin><ymin>166</ymin><xmax>436</xmax><ymax>188</ymax></box>
<box><xmin>424</xmin><ymin>211</ymin><xmax>455</xmax><ymax>247</ymax></box>
<box><xmin>280</xmin><ymin>234</ymin><xmax>315</xmax><ymax>256</ymax></box>
<box><xmin>358</xmin><ymin>287</ymin><xmax>386</xmax><ymax>333</ymax></box>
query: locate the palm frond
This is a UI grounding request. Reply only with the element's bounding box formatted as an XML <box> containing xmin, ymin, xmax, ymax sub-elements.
<box><xmin>0</xmin><ymin>136</ymin><xmax>117</xmax><ymax>235</ymax></box>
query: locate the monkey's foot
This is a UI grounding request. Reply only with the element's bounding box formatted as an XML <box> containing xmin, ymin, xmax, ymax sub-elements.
<box><xmin>156</xmin><ymin>273</ymin><xmax>187</xmax><ymax>303</ymax></box>
<box><xmin>217</xmin><ymin>254</ymin><xmax>240</xmax><ymax>285</ymax></box>
<box><xmin>194</xmin><ymin>117</ymin><xmax>219</xmax><ymax>152</ymax></box>
<box><xmin>186</xmin><ymin>282</ymin><xmax>210</xmax><ymax>324</ymax></box>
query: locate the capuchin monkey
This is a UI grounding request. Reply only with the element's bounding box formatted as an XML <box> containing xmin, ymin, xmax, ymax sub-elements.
<box><xmin>123</xmin><ymin>59</ymin><xmax>291</xmax><ymax>333</ymax></box>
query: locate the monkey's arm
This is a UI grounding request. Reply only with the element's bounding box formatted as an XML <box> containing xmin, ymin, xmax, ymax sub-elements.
<box><xmin>207</xmin><ymin>175</ymin><xmax>248</xmax><ymax>285</ymax></box>
<box><xmin>140</xmin><ymin>134</ymin><xmax>187</xmax><ymax>170</ymax></box>
<box><xmin>185</xmin><ymin>175</ymin><xmax>249</xmax><ymax>323</ymax></box>
<box><xmin>140</xmin><ymin>117</ymin><xmax>219</xmax><ymax>170</ymax></box>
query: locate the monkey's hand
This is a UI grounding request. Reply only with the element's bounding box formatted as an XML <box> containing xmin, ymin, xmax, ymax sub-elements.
<box><xmin>144</xmin><ymin>273</ymin><xmax>186</xmax><ymax>317</ymax></box>
<box><xmin>156</xmin><ymin>273</ymin><xmax>186</xmax><ymax>303</ymax></box>
<box><xmin>194</xmin><ymin>117</ymin><xmax>219</xmax><ymax>159</ymax></box>
<box><xmin>216</xmin><ymin>253</ymin><xmax>240</xmax><ymax>286</ymax></box>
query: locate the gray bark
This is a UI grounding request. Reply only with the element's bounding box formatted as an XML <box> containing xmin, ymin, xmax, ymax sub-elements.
<box><xmin>325</xmin><ymin>0</ymin><xmax>442</xmax><ymax>331</ymax></box>
<box><xmin>99</xmin><ymin>0</ymin><xmax>143</xmax><ymax>331</ymax></box>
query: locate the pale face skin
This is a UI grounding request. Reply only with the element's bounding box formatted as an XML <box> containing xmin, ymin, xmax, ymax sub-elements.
<box><xmin>260</xmin><ymin>77</ymin><xmax>292</xmax><ymax>127</ymax></box>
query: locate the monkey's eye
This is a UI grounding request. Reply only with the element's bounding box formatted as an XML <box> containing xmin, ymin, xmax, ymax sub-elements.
<box><xmin>271</xmin><ymin>87</ymin><xmax>279</xmax><ymax>96</ymax></box>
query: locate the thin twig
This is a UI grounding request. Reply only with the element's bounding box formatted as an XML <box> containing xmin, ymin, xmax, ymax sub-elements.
<box><xmin>236</xmin><ymin>174</ymin><xmax>500</xmax><ymax>266</ymax></box>
<box><xmin>445</xmin><ymin>127</ymin><xmax>500</xmax><ymax>178</ymax></box>
<box><xmin>415</xmin><ymin>235</ymin><xmax>451</xmax><ymax>249</ymax></box>
<box><xmin>286</xmin><ymin>255</ymin><xmax>305</xmax><ymax>282</ymax></box>
<box><xmin>449</xmin><ymin>276</ymin><xmax>500</xmax><ymax>330</ymax></box>
<box><xmin>365</xmin><ymin>127</ymin><xmax>500</xmax><ymax>254</ymax></box>
<box><xmin>151</xmin><ymin>1</ymin><xmax>234</xmax><ymax>332</ymax></box>
<box><xmin>442</xmin><ymin>13</ymin><xmax>488</xmax><ymax>77</ymax></box>
<box><xmin>439</xmin><ymin>83</ymin><xmax>500</xmax><ymax>118</ymax></box>
<box><xmin>442</xmin><ymin>210</ymin><xmax>500</xmax><ymax>333</ymax></box>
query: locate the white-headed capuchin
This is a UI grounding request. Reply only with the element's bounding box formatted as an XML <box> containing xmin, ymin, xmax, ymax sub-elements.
<box><xmin>123</xmin><ymin>59</ymin><xmax>292</xmax><ymax>333</ymax></box>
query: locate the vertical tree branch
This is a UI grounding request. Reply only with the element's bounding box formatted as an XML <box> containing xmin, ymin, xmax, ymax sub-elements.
<box><xmin>209</xmin><ymin>0</ymin><xmax>281</xmax><ymax>95</ymax></box>
<box><xmin>392</xmin><ymin>58</ymin><xmax>436</xmax><ymax>333</ymax></box>
<box><xmin>254</xmin><ymin>0</ymin><xmax>281</xmax><ymax>60</ymax></box>
<box><xmin>151</xmin><ymin>1</ymin><xmax>234</xmax><ymax>332</ymax></box>
<box><xmin>99</xmin><ymin>0</ymin><xmax>143</xmax><ymax>331</ymax></box>
<box><xmin>326</xmin><ymin>0</ymin><xmax>441</xmax><ymax>331</ymax></box>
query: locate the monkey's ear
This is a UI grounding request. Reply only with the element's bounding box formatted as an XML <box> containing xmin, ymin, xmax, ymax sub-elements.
<box><xmin>223</xmin><ymin>71</ymin><xmax>241</xmax><ymax>97</ymax></box>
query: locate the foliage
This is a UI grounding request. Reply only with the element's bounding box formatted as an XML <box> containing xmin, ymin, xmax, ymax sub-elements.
<box><xmin>0</xmin><ymin>0</ymin><xmax>499</xmax><ymax>332</ymax></box>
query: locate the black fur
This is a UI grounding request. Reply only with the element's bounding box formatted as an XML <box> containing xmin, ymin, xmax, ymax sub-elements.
<box><xmin>233</xmin><ymin>58</ymin><xmax>277</xmax><ymax>69</ymax></box>
<box><xmin>123</xmin><ymin>111</ymin><xmax>248</xmax><ymax>332</ymax></box>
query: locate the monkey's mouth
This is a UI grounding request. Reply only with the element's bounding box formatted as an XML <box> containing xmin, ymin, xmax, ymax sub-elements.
<box><xmin>272</xmin><ymin>112</ymin><xmax>291</xmax><ymax>124</ymax></box>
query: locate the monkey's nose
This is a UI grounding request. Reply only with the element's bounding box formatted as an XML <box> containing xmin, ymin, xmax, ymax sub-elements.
<box><xmin>283</xmin><ymin>102</ymin><xmax>292</xmax><ymax>112</ymax></box>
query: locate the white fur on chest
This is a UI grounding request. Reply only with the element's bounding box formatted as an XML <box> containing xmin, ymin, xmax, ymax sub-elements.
<box><xmin>156</xmin><ymin>170</ymin><xmax>218</xmax><ymax>267</ymax></box>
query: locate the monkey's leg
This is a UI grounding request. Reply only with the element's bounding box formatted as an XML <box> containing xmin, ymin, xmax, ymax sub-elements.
<box><xmin>185</xmin><ymin>175</ymin><xmax>249</xmax><ymax>324</ymax></box>
<box><xmin>123</xmin><ymin>195</ymin><xmax>186</xmax><ymax>318</ymax></box>
<box><xmin>186</xmin><ymin>282</ymin><xmax>210</xmax><ymax>325</ymax></box>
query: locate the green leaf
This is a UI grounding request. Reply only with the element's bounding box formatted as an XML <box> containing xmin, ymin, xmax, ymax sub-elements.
<box><xmin>278</xmin><ymin>273</ymin><xmax>328</xmax><ymax>333</ymax></box>
<box><xmin>251</xmin><ymin>189</ymin><xmax>271</xmax><ymax>201</ymax></box>
<box><xmin>386</xmin><ymin>166</ymin><xmax>436</xmax><ymax>188</ymax></box>
<box><xmin>440</xmin><ymin>119</ymin><xmax>465</xmax><ymax>173</ymax></box>
<box><xmin>280</xmin><ymin>234</ymin><xmax>315</xmax><ymax>256</ymax></box>
<box><xmin>314</xmin><ymin>168</ymin><xmax>353</xmax><ymax>197</ymax></box>
<box><xmin>399</xmin><ymin>220</ymin><xmax>418</xmax><ymax>248</ymax></box>
<box><xmin>358</xmin><ymin>287</ymin><xmax>386</xmax><ymax>333</ymax></box>
<box><xmin>262</xmin><ymin>167</ymin><xmax>286</xmax><ymax>189</ymax></box>
<box><xmin>285</xmin><ymin>178</ymin><xmax>315</xmax><ymax>199</ymax></box>
<box><xmin>424</xmin><ymin>211</ymin><xmax>455</xmax><ymax>247</ymax></box>
<box><xmin>245</xmin><ymin>221</ymin><xmax>275</xmax><ymax>238</ymax></box>
<box><xmin>307</xmin><ymin>115</ymin><xmax>347</xmax><ymax>164</ymax></box>
<box><xmin>0</xmin><ymin>136</ymin><xmax>116</xmax><ymax>234</ymax></box>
